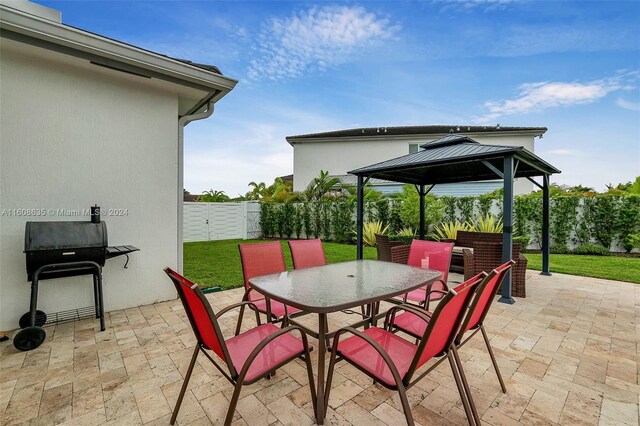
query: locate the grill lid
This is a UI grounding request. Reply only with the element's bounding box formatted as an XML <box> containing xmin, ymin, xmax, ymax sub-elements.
<box><xmin>24</xmin><ymin>221</ymin><xmax>108</xmax><ymax>252</ymax></box>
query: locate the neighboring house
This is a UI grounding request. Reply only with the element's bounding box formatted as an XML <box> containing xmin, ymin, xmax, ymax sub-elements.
<box><xmin>287</xmin><ymin>125</ymin><xmax>547</xmax><ymax>196</ymax></box>
<box><xmin>0</xmin><ymin>1</ymin><xmax>237</xmax><ymax>330</ymax></box>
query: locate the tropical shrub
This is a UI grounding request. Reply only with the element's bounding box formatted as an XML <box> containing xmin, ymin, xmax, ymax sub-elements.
<box><xmin>441</xmin><ymin>196</ymin><xmax>457</xmax><ymax>222</ymax></box>
<box><xmin>550</xmin><ymin>196</ymin><xmax>580</xmax><ymax>248</ymax></box>
<box><xmin>332</xmin><ymin>200</ymin><xmax>354</xmax><ymax>243</ymax></box>
<box><xmin>472</xmin><ymin>214</ymin><xmax>503</xmax><ymax>233</ymax></box>
<box><xmin>456</xmin><ymin>196</ymin><xmax>475</xmax><ymax>223</ymax></box>
<box><xmin>477</xmin><ymin>194</ymin><xmax>494</xmax><ymax>217</ymax></box>
<box><xmin>360</xmin><ymin>221</ymin><xmax>389</xmax><ymax>247</ymax></box>
<box><xmin>616</xmin><ymin>195</ymin><xmax>640</xmax><ymax>252</ymax></box>
<box><xmin>628</xmin><ymin>233</ymin><xmax>640</xmax><ymax>249</ymax></box>
<box><xmin>550</xmin><ymin>244</ymin><xmax>571</xmax><ymax>254</ymax></box>
<box><xmin>513</xmin><ymin>235</ymin><xmax>530</xmax><ymax>249</ymax></box>
<box><xmin>398</xmin><ymin>185</ymin><xmax>444</xmax><ymax>231</ymax></box>
<box><xmin>593</xmin><ymin>195</ymin><xmax>617</xmax><ymax>249</ymax></box>
<box><xmin>431</xmin><ymin>221</ymin><xmax>472</xmax><ymax>241</ymax></box>
<box><xmin>573</xmin><ymin>243</ymin><xmax>609</xmax><ymax>256</ymax></box>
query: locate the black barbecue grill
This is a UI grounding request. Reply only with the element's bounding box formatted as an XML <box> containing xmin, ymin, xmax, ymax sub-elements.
<box><xmin>14</xmin><ymin>213</ymin><xmax>138</xmax><ymax>351</ymax></box>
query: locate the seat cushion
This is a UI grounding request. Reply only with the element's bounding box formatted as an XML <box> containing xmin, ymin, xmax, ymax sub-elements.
<box><xmin>226</xmin><ymin>323</ymin><xmax>304</xmax><ymax>382</ymax></box>
<box><xmin>393</xmin><ymin>311</ymin><xmax>430</xmax><ymax>338</ymax></box>
<box><xmin>251</xmin><ymin>298</ymin><xmax>301</xmax><ymax>318</ymax></box>
<box><xmin>452</xmin><ymin>246</ymin><xmax>473</xmax><ymax>254</ymax></box>
<box><xmin>336</xmin><ymin>327</ymin><xmax>417</xmax><ymax>387</ymax></box>
<box><xmin>403</xmin><ymin>281</ymin><xmax>447</xmax><ymax>304</ymax></box>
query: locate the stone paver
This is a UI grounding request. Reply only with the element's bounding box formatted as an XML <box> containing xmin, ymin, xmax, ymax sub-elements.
<box><xmin>1</xmin><ymin>270</ymin><xmax>639</xmax><ymax>425</ymax></box>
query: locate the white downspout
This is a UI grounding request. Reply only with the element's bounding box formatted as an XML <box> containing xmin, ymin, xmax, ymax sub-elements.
<box><xmin>177</xmin><ymin>101</ymin><xmax>214</xmax><ymax>273</ymax></box>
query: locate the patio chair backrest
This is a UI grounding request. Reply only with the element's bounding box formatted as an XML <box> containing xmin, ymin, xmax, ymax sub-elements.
<box><xmin>458</xmin><ymin>261</ymin><xmax>514</xmax><ymax>342</ymax></box>
<box><xmin>238</xmin><ymin>242</ymin><xmax>287</xmax><ymax>299</ymax></box>
<box><xmin>407</xmin><ymin>240</ymin><xmax>454</xmax><ymax>282</ymax></box>
<box><xmin>410</xmin><ymin>273</ymin><xmax>485</xmax><ymax>374</ymax></box>
<box><xmin>164</xmin><ymin>268</ymin><xmax>230</xmax><ymax>365</ymax></box>
<box><xmin>288</xmin><ymin>239</ymin><xmax>327</xmax><ymax>269</ymax></box>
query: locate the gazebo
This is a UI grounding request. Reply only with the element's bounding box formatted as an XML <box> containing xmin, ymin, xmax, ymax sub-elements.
<box><xmin>349</xmin><ymin>134</ymin><xmax>561</xmax><ymax>303</ymax></box>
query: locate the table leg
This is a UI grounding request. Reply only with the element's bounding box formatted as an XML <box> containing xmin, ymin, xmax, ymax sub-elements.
<box><xmin>316</xmin><ymin>313</ymin><xmax>327</xmax><ymax>424</ymax></box>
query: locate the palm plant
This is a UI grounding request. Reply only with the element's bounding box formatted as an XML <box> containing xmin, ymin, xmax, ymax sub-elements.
<box><xmin>431</xmin><ymin>221</ymin><xmax>472</xmax><ymax>241</ymax></box>
<box><xmin>357</xmin><ymin>221</ymin><xmax>389</xmax><ymax>247</ymax></box>
<box><xmin>473</xmin><ymin>214</ymin><xmax>504</xmax><ymax>233</ymax></box>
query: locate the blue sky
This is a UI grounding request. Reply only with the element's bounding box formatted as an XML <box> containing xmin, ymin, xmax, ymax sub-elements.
<box><xmin>41</xmin><ymin>0</ymin><xmax>640</xmax><ymax>195</ymax></box>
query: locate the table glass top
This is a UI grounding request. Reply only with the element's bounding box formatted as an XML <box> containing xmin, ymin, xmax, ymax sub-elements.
<box><xmin>249</xmin><ymin>260</ymin><xmax>442</xmax><ymax>313</ymax></box>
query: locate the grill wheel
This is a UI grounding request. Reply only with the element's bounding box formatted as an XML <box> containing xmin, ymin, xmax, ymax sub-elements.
<box><xmin>19</xmin><ymin>310</ymin><xmax>47</xmax><ymax>328</ymax></box>
<box><xmin>13</xmin><ymin>327</ymin><xmax>46</xmax><ymax>351</ymax></box>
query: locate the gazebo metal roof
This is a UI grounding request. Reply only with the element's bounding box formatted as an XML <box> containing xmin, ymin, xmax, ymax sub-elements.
<box><xmin>349</xmin><ymin>134</ymin><xmax>560</xmax><ymax>185</ymax></box>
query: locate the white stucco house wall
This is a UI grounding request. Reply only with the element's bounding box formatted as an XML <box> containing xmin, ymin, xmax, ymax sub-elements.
<box><xmin>0</xmin><ymin>1</ymin><xmax>237</xmax><ymax>331</ymax></box>
<box><xmin>287</xmin><ymin>125</ymin><xmax>547</xmax><ymax>196</ymax></box>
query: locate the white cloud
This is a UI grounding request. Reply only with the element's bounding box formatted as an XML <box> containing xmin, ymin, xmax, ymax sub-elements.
<box><xmin>616</xmin><ymin>98</ymin><xmax>640</xmax><ymax>111</ymax></box>
<box><xmin>247</xmin><ymin>5</ymin><xmax>399</xmax><ymax>81</ymax></box>
<box><xmin>437</xmin><ymin>0</ymin><xmax>518</xmax><ymax>11</ymax></box>
<box><xmin>475</xmin><ymin>71</ymin><xmax>639</xmax><ymax>123</ymax></box>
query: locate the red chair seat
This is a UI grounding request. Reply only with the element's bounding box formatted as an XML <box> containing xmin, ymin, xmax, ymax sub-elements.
<box><xmin>226</xmin><ymin>323</ymin><xmax>305</xmax><ymax>382</ymax></box>
<box><xmin>393</xmin><ymin>311</ymin><xmax>429</xmax><ymax>338</ymax></box>
<box><xmin>336</xmin><ymin>327</ymin><xmax>417</xmax><ymax>386</ymax></box>
<box><xmin>251</xmin><ymin>298</ymin><xmax>301</xmax><ymax>318</ymax></box>
<box><xmin>402</xmin><ymin>284</ymin><xmax>446</xmax><ymax>304</ymax></box>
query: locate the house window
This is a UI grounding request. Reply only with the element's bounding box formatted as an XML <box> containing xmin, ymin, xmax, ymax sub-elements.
<box><xmin>409</xmin><ymin>144</ymin><xmax>419</xmax><ymax>154</ymax></box>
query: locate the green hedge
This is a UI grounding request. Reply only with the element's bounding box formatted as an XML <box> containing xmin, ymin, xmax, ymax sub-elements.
<box><xmin>259</xmin><ymin>193</ymin><xmax>640</xmax><ymax>252</ymax></box>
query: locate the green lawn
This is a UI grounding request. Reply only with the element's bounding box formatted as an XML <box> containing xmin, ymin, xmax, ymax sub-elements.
<box><xmin>524</xmin><ymin>253</ymin><xmax>640</xmax><ymax>284</ymax></box>
<box><xmin>183</xmin><ymin>239</ymin><xmax>377</xmax><ymax>289</ymax></box>
<box><xmin>184</xmin><ymin>239</ymin><xmax>640</xmax><ymax>289</ymax></box>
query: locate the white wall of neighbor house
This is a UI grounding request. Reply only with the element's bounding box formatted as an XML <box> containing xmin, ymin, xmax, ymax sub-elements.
<box><xmin>292</xmin><ymin>133</ymin><xmax>538</xmax><ymax>195</ymax></box>
<box><xmin>0</xmin><ymin>39</ymin><xmax>181</xmax><ymax>330</ymax></box>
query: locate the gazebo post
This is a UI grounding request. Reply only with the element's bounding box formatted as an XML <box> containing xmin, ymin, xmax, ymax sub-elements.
<box><xmin>541</xmin><ymin>174</ymin><xmax>551</xmax><ymax>275</ymax></box>
<box><xmin>419</xmin><ymin>184</ymin><xmax>425</xmax><ymax>239</ymax></box>
<box><xmin>499</xmin><ymin>156</ymin><xmax>515</xmax><ymax>304</ymax></box>
<box><xmin>356</xmin><ymin>175</ymin><xmax>364</xmax><ymax>260</ymax></box>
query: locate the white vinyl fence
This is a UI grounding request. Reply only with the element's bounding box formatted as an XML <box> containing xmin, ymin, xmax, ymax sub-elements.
<box><xmin>183</xmin><ymin>202</ymin><xmax>261</xmax><ymax>242</ymax></box>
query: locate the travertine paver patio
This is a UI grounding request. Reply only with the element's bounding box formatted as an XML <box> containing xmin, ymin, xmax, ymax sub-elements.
<box><xmin>1</xmin><ymin>271</ymin><xmax>639</xmax><ymax>426</ymax></box>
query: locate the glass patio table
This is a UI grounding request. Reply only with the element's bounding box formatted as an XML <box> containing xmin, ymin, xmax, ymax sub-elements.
<box><xmin>249</xmin><ymin>259</ymin><xmax>442</xmax><ymax>424</ymax></box>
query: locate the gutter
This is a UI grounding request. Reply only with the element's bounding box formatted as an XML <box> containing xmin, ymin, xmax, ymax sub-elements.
<box><xmin>177</xmin><ymin>98</ymin><xmax>216</xmax><ymax>273</ymax></box>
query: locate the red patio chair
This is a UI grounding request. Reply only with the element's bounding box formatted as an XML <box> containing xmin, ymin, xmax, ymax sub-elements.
<box><xmin>391</xmin><ymin>261</ymin><xmax>515</xmax><ymax>424</ymax></box>
<box><xmin>325</xmin><ymin>274</ymin><xmax>485</xmax><ymax>426</ymax></box>
<box><xmin>288</xmin><ymin>238</ymin><xmax>367</xmax><ymax>326</ymax></box>
<box><xmin>288</xmin><ymin>239</ymin><xmax>327</xmax><ymax>269</ymax></box>
<box><xmin>401</xmin><ymin>240</ymin><xmax>454</xmax><ymax>310</ymax></box>
<box><xmin>164</xmin><ymin>268</ymin><xmax>316</xmax><ymax>426</ymax></box>
<box><xmin>238</xmin><ymin>241</ymin><xmax>302</xmax><ymax>334</ymax></box>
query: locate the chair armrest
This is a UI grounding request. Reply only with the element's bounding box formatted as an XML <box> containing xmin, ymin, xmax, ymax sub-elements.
<box><xmin>462</xmin><ymin>249</ymin><xmax>474</xmax><ymax>280</ymax></box>
<box><xmin>330</xmin><ymin>327</ymin><xmax>405</xmax><ymax>384</ymax></box>
<box><xmin>215</xmin><ymin>301</ymin><xmax>260</xmax><ymax>319</ymax></box>
<box><xmin>384</xmin><ymin>304</ymin><xmax>431</xmax><ymax>331</ymax></box>
<box><xmin>518</xmin><ymin>253</ymin><xmax>528</xmax><ymax>267</ymax></box>
<box><xmin>234</xmin><ymin>325</ymin><xmax>312</xmax><ymax>381</ymax></box>
<box><xmin>390</xmin><ymin>245</ymin><xmax>410</xmax><ymax>264</ymax></box>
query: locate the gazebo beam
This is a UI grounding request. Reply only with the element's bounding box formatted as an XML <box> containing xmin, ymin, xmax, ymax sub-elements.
<box><xmin>541</xmin><ymin>174</ymin><xmax>551</xmax><ymax>275</ymax></box>
<box><xmin>499</xmin><ymin>155</ymin><xmax>516</xmax><ymax>304</ymax></box>
<box><xmin>356</xmin><ymin>175</ymin><xmax>364</xmax><ymax>260</ymax></box>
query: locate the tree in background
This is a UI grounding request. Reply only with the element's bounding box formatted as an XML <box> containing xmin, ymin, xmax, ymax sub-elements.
<box><xmin>198</xmin><ymin>190</ymin><xmax>230</xmax><ymax>202</ymax></box>
<box><xmin>397</xmin><ymin>184</ymin><xmax>444</xmax><ymax>232</ymax></box>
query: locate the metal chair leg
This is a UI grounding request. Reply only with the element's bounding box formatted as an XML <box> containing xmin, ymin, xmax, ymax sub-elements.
<box><xmin>447</xmin><ymin>352</ymin><xmax>476</xmax><ymax>426</ymax></box>
<box><xmin>170</xmin><ymin>345</ymin><xmax>199</xmax><ymax>425</ymax></box>
<box><xmin>481</xmin><ymin>325</ymin><xmax>506</xmax><ymax>393</ymax></box>
<box><xmin>225</xmin><ymin>380</ymin><xmax>244</xmax><ymax>426</ymax></box>
<box><xmin>396</xmin><ymin>382</ymin><xmax>415</xmax><ymax>426</ymax></box>
<box><xmin>452</xmin><ymin>346</ymin><xmax>481</xmax><ymax>425</ymax></box>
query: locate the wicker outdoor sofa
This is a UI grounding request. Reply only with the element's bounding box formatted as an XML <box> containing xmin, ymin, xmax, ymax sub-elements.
<box><xmin>379</xmin><ymin>231</ymin><xmax>528</xmax><ymax>298</ymax></box>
